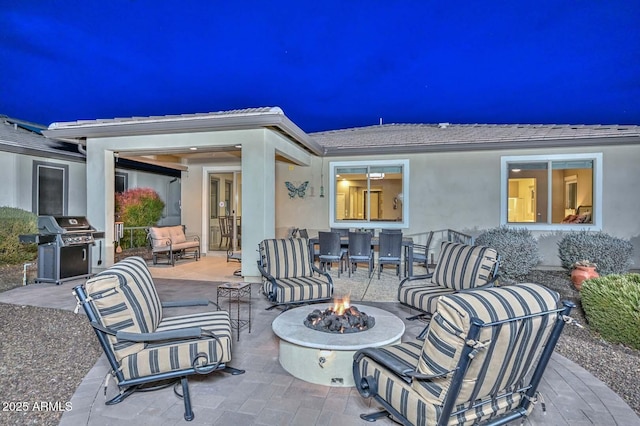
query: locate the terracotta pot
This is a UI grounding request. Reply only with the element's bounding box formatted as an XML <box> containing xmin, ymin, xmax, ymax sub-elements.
<box><xmin>571</xmin><ymin>266</ymin><xmax>599</xmax><ymax>290</ymax></box>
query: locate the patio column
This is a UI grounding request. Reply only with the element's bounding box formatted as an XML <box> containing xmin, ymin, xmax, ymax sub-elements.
<box><xmin>86</xmin><ymin>142</ymin><xmax>115</xmax><ymax>270</ymax></box>
<box><xmin>241</xmin><ymin>138</ymin><xmax>276</xmax><ymax>280</ymax></box>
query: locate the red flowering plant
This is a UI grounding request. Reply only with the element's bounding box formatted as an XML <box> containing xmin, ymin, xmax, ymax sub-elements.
<box><xmin>115</xmin><ymin>188</ymin><xmax>165</xmax><ymax>247</ymax></box>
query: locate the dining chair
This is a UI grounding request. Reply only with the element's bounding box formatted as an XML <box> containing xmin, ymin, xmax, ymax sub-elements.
<box><xmin>405</xmin><ymin>230</ymin><xmax>434</xmax><ymax>276</ymax></box>
<box><xmin>318</xmin><ymin>231</ymin><xmax>345</xmax><ymax>277</ymax></box>
<box><xmin>218</xmin><ymin>216</ymin><xmax>233</xmax><ymax>248</ymax></box>
<box><xmin>298</xmin><ymin>228</ymin><xmax>320</xmax><ymax>264</ymax></box>
<box><xmin>330</xmin><ymin>227</ymin><xmax>350</xmax><ymax>238</ymax></box>
<box><xmin>377</xmin><ymin>230</ymin><xmax>403</xmax><ymax>279</ymax></box>
<box><xmin>347</xmin><ymin>231</ymin><xmax>374</xmax><ymax>278</ymax></box>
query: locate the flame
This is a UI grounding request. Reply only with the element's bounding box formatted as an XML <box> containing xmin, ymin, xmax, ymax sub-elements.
<box><xmin>332</xmin><ymin>296</ymin><xmax>350</xmax><ymax>316</ymax></box>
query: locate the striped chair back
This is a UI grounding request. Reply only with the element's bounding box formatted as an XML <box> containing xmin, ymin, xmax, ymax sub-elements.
<box><xmin>83</xmin><ymin>256</ymin><xmax>162</xmax><ymax>361</ymax></box>
<box><xmin>413</xmin><ymin>283</ymin><xmax>560</xmax><ymax>408</ymax></box>
<box><xmin>430</xmin><ymin>242</ymin><xmax>498</xmax><ymax>291</ymax></box>
<box><xmin>259</xmin><ymin>238</ymin><xmax>314</xmax><ymax>279</ymax></box>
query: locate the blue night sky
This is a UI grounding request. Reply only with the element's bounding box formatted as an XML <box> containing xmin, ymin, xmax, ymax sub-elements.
<box><xmin>1</xmin><ymin>1</ymin><xmax>639</xmax><ymax>132</ymax></box>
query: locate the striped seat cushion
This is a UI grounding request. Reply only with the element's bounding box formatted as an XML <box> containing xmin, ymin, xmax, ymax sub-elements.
<box><xmin>431</xmin><ymin>242</ymin><xmax>498</xmax><ymax>291</ymax></box>
<box><xmin>85</xmin><ymin>256</ymin><xmax>163</xmax><ymax>360</ymax></box>
<box><xmin>397</xmin><ymin>282</ymin><xmax>455</xmax><ymax>314</ymax></box>
<box><xmin>120</xmin><ymin>310</ymin><xmax>232</xmax><ymax>380</ymax></box>
<box><xmin>262</xmin><ymin>276</ymin><xmax>332</xmax><ymax>304</ymax></box>
<box><xmin>259</xmin><ymin>238</ymin><xmax>314</xmax><ymax>279</ymax></box>
<box><xmin>413</xmin><ymin>283</ymin><xmax>560</xmax><ymax>409</ymax></box>
<box><xmin>355</xmin><ymin>341</ymin><xmax>437</xmax><ymax>425</ymax></box>
<box><xmin>354</xmin><ymin>342</ymin><xmax>528</xmax><ymax>426</ymax></box>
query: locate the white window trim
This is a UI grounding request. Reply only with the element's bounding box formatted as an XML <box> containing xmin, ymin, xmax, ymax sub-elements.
<box><xmin>500</xmin><ymin>153</ymin><xmax>602</xmax><ymax>231</ymax></box>
<box><xmin>329</xmin><ymin>159</ymin><xmax>409</xmax><ymax>229</ymax></box>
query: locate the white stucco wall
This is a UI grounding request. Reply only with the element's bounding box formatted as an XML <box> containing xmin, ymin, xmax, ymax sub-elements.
<box><xmin>0</xmin><ymin>152</ymin><xmax>87</xmax><ymax>214</ymax></box>
<box><xmin>274</xmin><ymin>145</ymin><xmax>640</xmax><ymax>269</ymax></box>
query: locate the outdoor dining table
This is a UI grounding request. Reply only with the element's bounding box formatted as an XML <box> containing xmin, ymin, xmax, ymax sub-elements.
<box><xmin>308</xmin><ymin>235</ymin><xmax>415</xmax><ymax>278</ymax></box>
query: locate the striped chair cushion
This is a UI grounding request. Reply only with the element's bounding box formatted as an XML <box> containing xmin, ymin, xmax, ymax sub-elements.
<box><xmin>262</xmin><ymin>276</ymin><xmax>332</xmax><ymax>304</ymax></box>
<box><xmin>413</xmin><ymin>283</ymin><xmax>559</xmax><ymax>408</ymax></box>
<box><xmin>431</xmin><ymin>242</ymin><xmax>498</xmax><ymax>291</ymax></box>
<box><xmin>85</xmin><ymin>257</ymin><xmax>163</xmax><ymax>360</ymax></box>
<box><xmin>355</xmin><ymin>342</ymin><xmax>527</xmax><ymax>426</ymax></box>
<box><xmin>355</xmin><ymin>341</ymin><xmax>437</xmax><ymax>425</ymax></box>
<box><xmin>259</xmin><ymin>238</ymin><xmax>314</xmax><ymax>279</ymax></box>
<box><xmin>120</xmin><ymin>310</ymin><xmax>232</xmax><ymax>380</ymax></box>
<box><xmin>397</xmin><ymin>283</ymin><xmax>455</xmax><ymax>314</ymax></box>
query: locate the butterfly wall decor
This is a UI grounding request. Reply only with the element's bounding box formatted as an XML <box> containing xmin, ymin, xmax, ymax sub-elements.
<box><xmin>285</xmin><ymin>181</ymin><xmax>309</xmax><ymax>199</ymax></box>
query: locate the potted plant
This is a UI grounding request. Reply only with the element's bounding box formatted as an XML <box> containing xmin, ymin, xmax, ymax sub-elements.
<box><xmin>571</xmin><ymin>260</ymin><xmax>599</xmax><ymax>290</ymax></box>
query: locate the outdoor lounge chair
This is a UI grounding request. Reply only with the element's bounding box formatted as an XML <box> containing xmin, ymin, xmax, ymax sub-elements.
<box><xmin>398</xmin><ymin>241</ymin><xmax>499</xmax><ymax>339</ymax></box>
<box><xmin>72</xmin><ymin>256</ymin><xmax>244</xmax><ymax>421</ymax></box>
<box><xmin>257</xmin><ymin>237</ymin><xmax>333</xmax><ymax>309</ymax></box>
<box><xmin>354</xmin><ymin>283</ymin><xmax>575</xmax><ymax>426</ymax></box>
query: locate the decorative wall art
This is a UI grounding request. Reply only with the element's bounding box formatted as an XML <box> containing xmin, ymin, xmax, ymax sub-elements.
<box><xmin>285</xmin><ymin>181</ymin><xmax>309</xmax><ymax>199</ymax></box>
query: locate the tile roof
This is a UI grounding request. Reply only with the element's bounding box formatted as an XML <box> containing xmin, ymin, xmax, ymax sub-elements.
<box><xmin>310</xmin><ymin>123</ymin><xmax>640</xmax><ymax>155</ymax></box>
<box><xmin>48</xmin><ymin>107</ymin><xmax>281</xmax><ymax>128</ymax></box>
<box><xmin>0</xmin><ymin>116</ymin><xmax>84</xmax><ymax>160</ymax></box>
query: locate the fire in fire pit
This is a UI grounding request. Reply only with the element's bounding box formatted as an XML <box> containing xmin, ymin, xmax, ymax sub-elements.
<box><xmin>304</xmin><ymin>297</ymin><xmax>375</xmax><ymax>333</ymax></box>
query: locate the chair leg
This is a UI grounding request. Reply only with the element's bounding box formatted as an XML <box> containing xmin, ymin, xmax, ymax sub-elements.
<box><xmin>360</xmin><ymin>410</ymin><xmax>391</xmax><ymax>422</ymax></box>
<box><xmin>179</xmin><ymin>376</ymin><xmax>194</xmax><ymax>421</ymax></box>
<box><xmin>417</xmin><ymin>323</ymin><xmax>430</xmax><ymax>341</ymax></box>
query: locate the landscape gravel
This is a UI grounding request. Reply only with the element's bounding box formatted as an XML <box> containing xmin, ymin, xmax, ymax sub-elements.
<box><xmin>0</xmin><ymin>267</ymin><xmax>638</xmax><ymax>425</ymax></box>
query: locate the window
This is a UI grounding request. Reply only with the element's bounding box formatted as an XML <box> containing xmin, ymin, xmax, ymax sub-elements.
<box><xmin>330</xmin><ymin>160</ymin><xmax>409</xmax><ymax>228</ymax></box>
<box><xmin>32</xmin><ymin>161</ymin><xmax>68</xmax><ymax>216</ymax></box>
<box><xmin>115</xmin><ymin>172</ymin><xmax>128</xmax><ymax>193</ymax></box>
<box><xmin>501</xmin><ymin>154</ymin><xmax>602</xmax><ymax>230</ymax></box>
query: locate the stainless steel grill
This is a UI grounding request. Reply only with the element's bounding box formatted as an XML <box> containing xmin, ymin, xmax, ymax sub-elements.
<box><xmin>20</xmin><ymin>216</ymin><xmax>104</xmax><ymax>285</ymax></box>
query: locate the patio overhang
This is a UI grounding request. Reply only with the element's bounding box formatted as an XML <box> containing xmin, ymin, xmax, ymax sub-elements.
<box><xmin>43</xmin><ymin>107</ymin><xmax>324</xmax><ymax>156</ymax></box>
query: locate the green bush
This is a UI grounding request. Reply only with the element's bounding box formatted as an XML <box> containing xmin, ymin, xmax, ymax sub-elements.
<box><xmin>115</xmin><ymin>188</ymin><xmax>165</xmax><ymax>247</ymax></box>
<box><xmin>558</xmin><ymin>230</ymin><xmax>633</xmax><ymax>275</ymax></box>
<box><xmin>474</xmin><ymin>226</ymin><xmax>541</xmax><ymax>281</ymax></box>
<box><xmin>0</xmin><ymin>207</ymin><xmax>38</xmax><ymax>265</ymax></box>
<box><xmin>581</xmin><ymin>274</ymin><xmax>640</xmax><ymax>350</ymax></box>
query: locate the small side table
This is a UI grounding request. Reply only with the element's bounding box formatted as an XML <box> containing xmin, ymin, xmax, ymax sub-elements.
<box><xmin>216</xmin><ymin>282</ymin><xmax>251</xmax><ymax>340</ymax></box>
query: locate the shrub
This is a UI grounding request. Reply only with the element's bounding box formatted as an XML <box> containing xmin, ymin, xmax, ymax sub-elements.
<box><xmin>581</xmin><ymin>273</ymin><xmax>640</xmax><ymax>350</ymax></box>
<box><xmin>474</xmin><ymin>226</ymin><xmax>541</xmax><ymax>281</ymax></box>
<box><xmin>558</xmin><ymin>230</ymin><xmax>633</xmax><ymax>275</ymax></box>
<box><xmin>0</xmin><ymin>207</ymin><xmax>38</xmax><ymax>265</ymax></box>
<box><xmin>115</xmin><ymin>188</ymin><xmax>165</xmax><ymax>247</ymax></box>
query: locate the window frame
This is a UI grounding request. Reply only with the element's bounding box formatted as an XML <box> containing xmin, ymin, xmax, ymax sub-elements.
<box><xmin>500</xmin><ymin>153</ymin><xmax>602</xmax><ymax>231</ymax></box>
<box><xmin>329</xmin><ymin>159</ymin><xmax>409</xmax><ymax>229</ymax></box>
<box><xmin>115</xmin><ymin>172</ymin><xmax>128</xmax><ymax>194</ymax></box>
<box><xmin>32</xmin><ymin>161</ymin><xmax>69</xmax><ymax>216</ymax></box>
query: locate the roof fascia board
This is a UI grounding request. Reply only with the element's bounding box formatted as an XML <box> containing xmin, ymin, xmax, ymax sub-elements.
<box><xmin>0</xmin><ymin>144</ymin><xmax>85</xmax><ymax>163</ymax></box>
<box><xmin>322</xmin><ymin>135</ymin><xmax>640</xmax><ymax>156</ymax></box>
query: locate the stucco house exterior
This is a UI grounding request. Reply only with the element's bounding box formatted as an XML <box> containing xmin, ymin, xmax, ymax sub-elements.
<box><xmin>40</xmin><ymin>107</ymin><xmax>640</xmax><ymax>280</ymax></box>
<box><xmin>0</xmin><ymin>114</ymin><xmax>182</xmax><ymax>231</ymax></box>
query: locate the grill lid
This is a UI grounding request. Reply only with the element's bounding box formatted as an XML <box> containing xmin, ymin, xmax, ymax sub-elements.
<box><xmin>38</xmin><ymin>216</ymin><xmax>95</xmax><ymax>234</ymax></box>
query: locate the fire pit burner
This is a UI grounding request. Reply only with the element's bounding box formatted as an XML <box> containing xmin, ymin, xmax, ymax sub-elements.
<box><xmin>304</xmin><ymin>305</ymin><xmax>375</xmax><ymax>333</ymax></box>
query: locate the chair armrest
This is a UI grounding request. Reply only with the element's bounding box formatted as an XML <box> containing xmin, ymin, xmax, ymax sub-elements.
<box><xmin>354</xmin><ymin>347</ymin><xmax>416</xmax><ymax>384</ymax></box>
<box><xmin>116</xmin><ymin>326</ymin><xmax>203</xmax><ymax>342</ymax></box>
<box><xmin>355</xmin><ymin>347</ymin><xmax>456</xmax><ymax>385</ymax></box>
<box><xmin>312</xmin><ymin>264</ymin><xmax>334</xmax><ymax>285</ymax></box>
<box><xmin>162</xmin><ymin>299</ymin><xmax>210</xmax><ymax>308</ymax></box>
<box><xmin>256</xmin><ymin>260</ymin><xmax>274</xmax><ymax>281</ymax></box>
<box><xmin>186</xmin><ymin>234</ymin><xmax>200</xmax><ymax>242</ymax></box>
<box><xmin>399</xmin><ymin>273</ymin><xmax>434</xmax><ymax>288</ymax></box>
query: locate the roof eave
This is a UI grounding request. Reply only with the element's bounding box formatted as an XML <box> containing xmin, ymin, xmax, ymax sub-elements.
<box><xmin>43</xmin><ymin>111</ymin><xmax>324</xmax><ymax>156</ymax></box>
<box><xmin>322</xmin><ymin>135</ymin><xmax>640</xmax><ymax>156</ymax></box>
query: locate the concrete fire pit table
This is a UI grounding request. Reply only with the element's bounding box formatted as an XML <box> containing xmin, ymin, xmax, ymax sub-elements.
<box><xmin>271</xmin><ymin>303</ymin><xmax>405</xmax><ymax>387</ymax></box>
